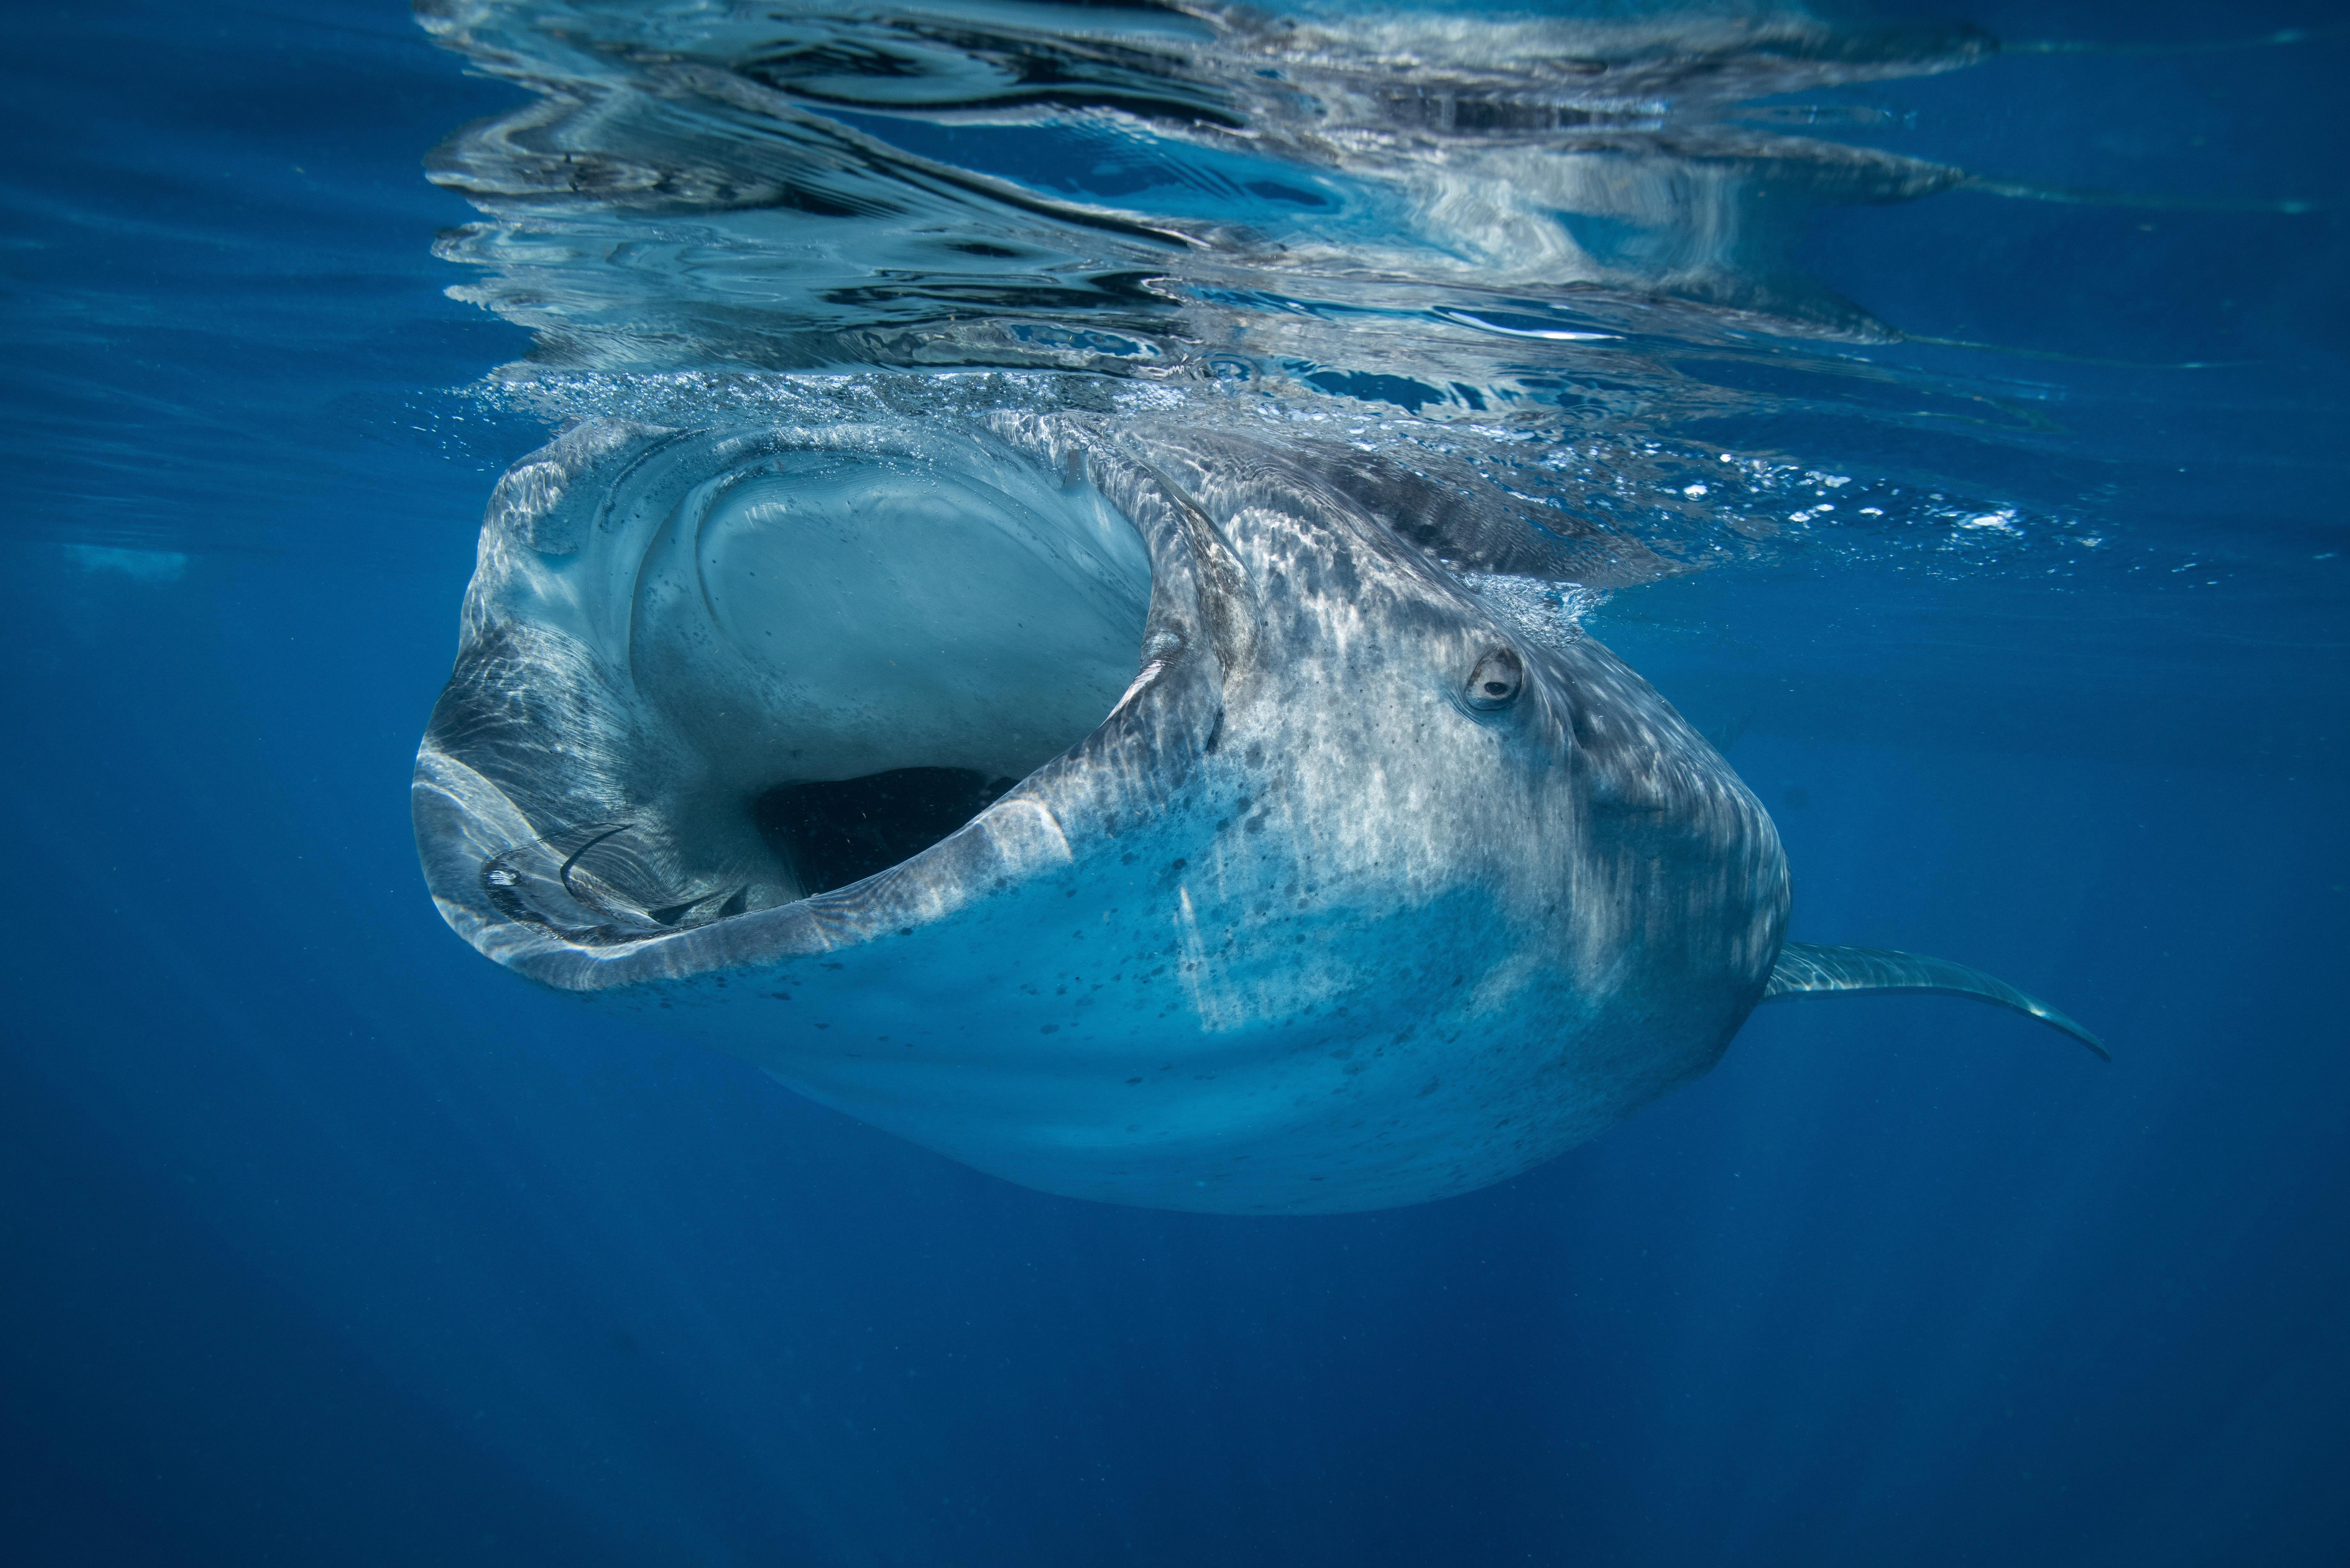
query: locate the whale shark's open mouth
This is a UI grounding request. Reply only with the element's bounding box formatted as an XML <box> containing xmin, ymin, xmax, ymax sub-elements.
<box><xmin>632</xmin><ymin>446</ymin><xmax>1153</xmax><ymax>908</ymax></box>
<box><xmin>420</xmin><ymin>427</ymin><xmax>1152</xmax><ymax>943</ymax></box>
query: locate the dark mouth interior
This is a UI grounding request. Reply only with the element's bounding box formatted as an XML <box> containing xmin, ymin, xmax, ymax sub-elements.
<box><xmin>754</xmin><ymin>767</ymin><xmax>1018</xmax><ymax>897</ymax></box>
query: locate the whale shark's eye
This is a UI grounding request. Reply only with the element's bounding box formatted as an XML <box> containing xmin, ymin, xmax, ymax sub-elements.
<box><xmin>1465</xmin><ymin>648</ymin><xmax>1524</xmax><ymax>711</ymax></box>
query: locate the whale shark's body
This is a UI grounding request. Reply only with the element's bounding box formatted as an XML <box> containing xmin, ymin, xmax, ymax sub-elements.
<box><xmin>414</xmin><ymin>417</ymin><xmax>2098</xmax><ymax>1214</ymax></box>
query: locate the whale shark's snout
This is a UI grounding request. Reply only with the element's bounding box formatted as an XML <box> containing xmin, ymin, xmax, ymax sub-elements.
<box><xmin>416</xmin><ymin>415</ymin><xmax>2091</xmax><ymax>1214</ymax></box>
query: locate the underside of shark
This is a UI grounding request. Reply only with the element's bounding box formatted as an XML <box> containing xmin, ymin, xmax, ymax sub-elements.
<box><xmin>414</xmin><ymin>418</ymin><xmax>2102</xmax><ymax>1215</ymax></box>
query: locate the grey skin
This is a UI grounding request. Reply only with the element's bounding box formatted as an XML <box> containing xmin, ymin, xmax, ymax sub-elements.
<box><xmin>414</xmin><ymin>415</ymin><xmax>2101</xmax><ymax>1215</ymax></box>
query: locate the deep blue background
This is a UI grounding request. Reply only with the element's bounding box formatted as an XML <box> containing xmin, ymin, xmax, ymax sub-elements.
<box><xmin>3</xmin><ymin>3</ymin><xmax>2345</xmax><ymax>1564</ymax></box>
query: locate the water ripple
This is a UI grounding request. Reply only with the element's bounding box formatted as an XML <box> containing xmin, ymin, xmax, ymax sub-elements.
<box><xmin>419</xmin><ymin>0</ymin><xmax>2285</xmax><ymax>603</ymax></box>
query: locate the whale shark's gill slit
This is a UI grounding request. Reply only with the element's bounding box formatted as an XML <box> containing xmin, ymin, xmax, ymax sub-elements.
<box><xmin>754</xmin><ymin>768</ymin><xmax>1016</xmax><ymax>896</ymax></box>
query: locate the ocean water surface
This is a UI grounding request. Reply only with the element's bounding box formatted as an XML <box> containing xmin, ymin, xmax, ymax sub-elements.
<box><xmin>3</xmin><ymin>0</ymin><xmax>2346</xmax><ymax>1563</ymax></box>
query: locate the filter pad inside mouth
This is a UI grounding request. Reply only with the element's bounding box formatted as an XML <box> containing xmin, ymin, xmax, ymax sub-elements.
<box><xmin>618</xmin><ymin>447</ymin><xmax>1152</xmax><ymax>911</ymax></box>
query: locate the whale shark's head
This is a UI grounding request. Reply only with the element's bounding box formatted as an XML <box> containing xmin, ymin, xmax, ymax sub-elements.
<box><xmin>414</xmin><ymin>416</ymin><xmax>1785</xmax><ymax>1211</ymax></box>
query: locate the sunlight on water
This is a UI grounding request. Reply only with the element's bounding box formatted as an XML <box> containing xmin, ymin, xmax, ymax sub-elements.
<box><xmin>414</xmin><ymin>0</ymin><xmax>2140</xmax><ymax>603</ymax></box>
<box><xmin>400</xmin><ymin>0</ymin><xmax>2300</xmax><ymax>653</ymax></box>
<box><xmin>416</xmin><ymin>0</ymin><xmax>1987</xmax><ymax>368</ymax></box>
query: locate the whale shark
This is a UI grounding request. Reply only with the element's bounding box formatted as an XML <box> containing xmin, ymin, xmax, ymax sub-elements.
<box><xmin>414</xmin><ymin>416</ymin><xmax>2101</xmax><ymax>1214</ymax></box>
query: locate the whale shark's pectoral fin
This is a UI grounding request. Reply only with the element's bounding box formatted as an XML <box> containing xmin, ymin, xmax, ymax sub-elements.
<box><xmin>1763</xmin><ymin>942</ymin><xmax>2109</xmax><ymax>1061</ymax></box>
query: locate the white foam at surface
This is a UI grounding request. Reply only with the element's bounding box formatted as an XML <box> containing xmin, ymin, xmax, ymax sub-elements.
<box><xmin>1459</xmin><ymin>572</ymin><xmax>1609</xmax><ymax>651</ymax></box>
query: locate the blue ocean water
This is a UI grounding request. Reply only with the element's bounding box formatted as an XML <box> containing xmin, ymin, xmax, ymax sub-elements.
<box><xmin>3</xmin><ymin>0</ymin><xmax>2346</xmax><ymax>1563</ymax></box>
